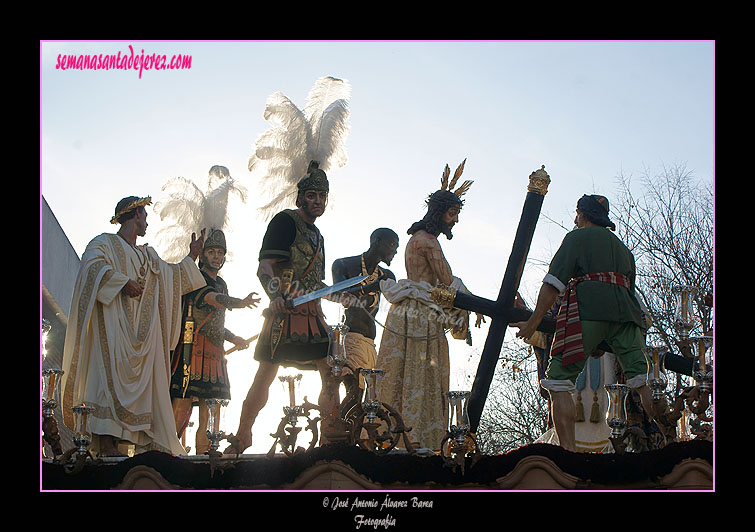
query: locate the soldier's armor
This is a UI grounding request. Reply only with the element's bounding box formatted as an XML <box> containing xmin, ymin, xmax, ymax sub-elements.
<box><xmin>277</xmin><ymin>209</ymin><xmax>325</xmax><ymax>294</ymax></box>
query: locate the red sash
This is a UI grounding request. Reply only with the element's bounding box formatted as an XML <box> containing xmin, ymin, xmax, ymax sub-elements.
<box><xmin>550</xmin><ymin>272</ymin><xmax>631</xmax><ymax>366</ymax></box>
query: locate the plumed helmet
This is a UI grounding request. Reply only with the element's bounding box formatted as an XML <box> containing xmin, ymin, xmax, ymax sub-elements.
<box><xmin>297</xmin><ymin>160</ymin><xmax>330</xmax><ymax>193</ymax></box>
<box><xmin>203</xmin><ymin>228</ymin><xmax>227</xmax><ymax>253</ymax></box>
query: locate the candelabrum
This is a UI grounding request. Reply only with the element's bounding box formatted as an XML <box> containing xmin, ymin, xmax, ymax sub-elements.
<box><xmin>205</xmin><ymin>398</ymin><xmax>228</xmax><ymax>452</ymax></box>
<box><xmin>691</xmin><ymin>335</ymin><xmax>713</xmax><ymax>395</ymax></box>
<box><xmin>268</xmin><ymin>374</ymin><xmax>322</xmax><ymax>456</ymax></box>
<box><xmin>57</xmin><ymin>404</ymin><xmax>96</xmax><ymax>473</ymax></box>
<box><xmin>361</xmin><ymin>369</ymin><xmax>383</xmax><ymax>425</ymax></box>
<box><xmin>647</xmin><ymin>285</ymin><xmax>713</xmax><ymax>444</ymax></box>
<box><xmin>205</xmin><ymin>398</ymin><xmax>229</xmax><ymax>476</ymax></box>
<box><xmin>42</xmin><ymin>368</ymin><xmax>64</xmax><ymax>458</ymax></box>
<box><xmin>605</xmin><ymin>384</ymin><xmax>636</xmax><ymax>453</ymax></box>
<box><xmin>341</xmin><ymin>368</ymin><xmax>415</xmax><ymax>455</ymax></box>
<box><xmin>687</xmin><ymin>335</ymin><xmax>713</xmax><ymax>439</ymax></box>
<box><xmin>319</xmin><ymin>321</ymin><xmax>359</xmax><ymax>445</ymax></box>
<box><xmin>440</xmin><ymin>391</ymin><xmax>478</xmax><ymax>473</ymax></box>
<box><xmin>328</xmin><ymin>322</ymin><xmax>348</xmax><ymax>377</ymax></box>
<box><xmin>643</xmin><ymin>345</ymin><xmax>678</xmax><ymax>445</ymax></box>
<box><xmin>672</xmin><ymin>285</ymin><xmax>698</xmax><ymax>341</ymax></box>
<box><xmin>644</xmin><ymin>346</ymin><xmax>667</xmax><ymax>402</ymax></box>
<box><xmin>71</xmin><ymin>404</ymin><xmax>95</xmax><ymax>456</ymax></box>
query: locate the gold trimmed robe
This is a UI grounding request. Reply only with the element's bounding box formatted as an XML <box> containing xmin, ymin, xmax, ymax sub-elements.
<box><xmin>60</xmin><ymin>233</ymin><xmax>205</xmax><ymax>456</ymax></box>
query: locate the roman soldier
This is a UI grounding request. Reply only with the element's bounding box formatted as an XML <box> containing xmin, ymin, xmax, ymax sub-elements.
<box><xmin>169</xmin><ymin>228</ymin><xmax>259</xmax><ymax>454</ymax></box>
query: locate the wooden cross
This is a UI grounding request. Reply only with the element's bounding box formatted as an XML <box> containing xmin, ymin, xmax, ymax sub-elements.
<box><xmin>431</xmin><ymin>165</ymin><xmax>556</xmax><ymax>433</ymax></box>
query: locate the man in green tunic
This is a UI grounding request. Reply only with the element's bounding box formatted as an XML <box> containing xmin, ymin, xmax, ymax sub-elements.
<box><xmin>510</xmin><ymin>194</ymin><xmax>656</xmax><ymax>452</ymax></box>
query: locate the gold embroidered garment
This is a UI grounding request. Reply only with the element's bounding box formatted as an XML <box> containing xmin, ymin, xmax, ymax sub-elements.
<box><xmin>376</xmin><ymin>278</ymin><xmax>457</xmax><ymax>450</ymax></box>
<box><xmin>60</xmin><ymin>233</ymin><xmax>205</xmax><ymax>455</ymax></box>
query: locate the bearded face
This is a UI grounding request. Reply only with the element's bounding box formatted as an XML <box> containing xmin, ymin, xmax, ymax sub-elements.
<box><xmin>442</xmin><ymin>206</ymin><xmax>460</xmax><ymax>235</ymax></box>
<box><xmin>407</xmin><ymin>202</ymin><xmax>462</xmax><ymax>239</ymax></box>
<box><xmin>431</xmin><ymin>203</ymin><xmax>461</xmax><ymax>240</ymax></box>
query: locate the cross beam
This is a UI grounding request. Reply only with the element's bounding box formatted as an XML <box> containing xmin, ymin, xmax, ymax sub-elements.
<box><xmin>431</xmin><ymin>166</ymin><xmax>552</xmax><ymax>433</ymax></box>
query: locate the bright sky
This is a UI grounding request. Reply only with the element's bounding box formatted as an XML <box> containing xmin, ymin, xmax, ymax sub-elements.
<box><xmin>40</xmin><ymin>40</ymin><xmax>715</xmax><ymax>454</ymax></box>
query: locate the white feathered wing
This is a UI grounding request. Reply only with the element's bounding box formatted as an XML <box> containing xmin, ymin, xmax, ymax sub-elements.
<box><xmin>154</xmin><ymin>165</ymin><xmax>248</xmax><ymax>263</ymax></box>
<box><xmin>249</xmin><ymin>76</ymin><xmax>351</xmax><ymax>220</ymax></box>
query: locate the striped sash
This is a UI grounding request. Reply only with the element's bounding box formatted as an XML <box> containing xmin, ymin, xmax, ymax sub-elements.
<box><xmin>551</xmin><ymin>272</ymin><xmax>631</xmax><ymax>366</ymax></box>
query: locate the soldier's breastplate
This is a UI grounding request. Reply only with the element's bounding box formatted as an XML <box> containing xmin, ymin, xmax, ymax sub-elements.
<box><xmin>280</xmin><ymin>210</ymin><xmax>325</xmax><ymax>294</ymax></box>
<box><xmin>195</xmin><ymin>287</ymin><xmax>226</xmax><ymax>348</ymax></box>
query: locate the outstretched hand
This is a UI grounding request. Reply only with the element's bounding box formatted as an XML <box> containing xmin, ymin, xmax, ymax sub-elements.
<box><xmin>242</xmin><ymin>292</ymin><xmax>261</xmax><ymax>308</ymax></box>
<box><xmin>189</xmin><ymin>228</ymin><xmax>207</xmax><ymax>260</ymax></box>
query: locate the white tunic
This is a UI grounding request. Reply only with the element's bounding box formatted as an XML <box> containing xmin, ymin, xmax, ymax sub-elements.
<box><xmin>60</xmin><ymin>233</ymin><xmax>205</xmax><ymax>455</ymax></box>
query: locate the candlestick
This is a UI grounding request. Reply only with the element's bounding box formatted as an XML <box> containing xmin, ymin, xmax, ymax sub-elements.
<box><xmin>643</xmin><ymin>346</ymin><xmax>667</xmax><ymax>401</ymax></box>
<box><xmin>672</xmin><ymin>285</ymin><xmax>697</xmax><ymax>338</ymax></box>
<box><xmin>605</xmin><ymin>384</ymin><xmax>630</xmax><ymax>441</ymax></box>
<box><xmin>205</xmin><ymin>399</ymin><xmax>228</xmax><ymax>452</ymax></box>
<box><xmin>690</xmin><ymin>335</ymin><xmax>713</xmax><ymax>393</ymax></box>
<box><xmin>446</xmin><ymin>391</ymin><xmax>471</xmax><ymax>446</ymax></box>
<box><xmin>42</xmin><ymin>368</ymin><xmax>64</xmax><ymax>417</ymax></box>
<box><xmin>328</xmin><ymin>322</ymin><xmax>348</xmax><ymax>376</ymax></box>
<box><xmin>71</xmin><ymin>404</ymin><xmax>95</xmax><ymax>455</ymax></box>
<box><xmin>279</xmin><ymin>374</ymin><xmax>302</xmax><ymax>408</ymax></box>
<box><xmin>360</xmin><ymin>369</ymin><xmax>385</xmax><ymax>423</ymax></box>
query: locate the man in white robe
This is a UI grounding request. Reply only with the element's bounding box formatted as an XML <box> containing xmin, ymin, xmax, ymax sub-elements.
<box><xmin>60</xmin><ymin>196</ymin><xmax>206</xmax><ymax>456</ymax></box>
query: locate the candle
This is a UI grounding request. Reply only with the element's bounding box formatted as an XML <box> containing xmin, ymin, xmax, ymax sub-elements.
<box><xmin>681</xmin><ymin>289</ymin><xmax>688</xmax><ymax>322</ymax></box>
<box><xmin>288</xmin><ymin>379</ymin><xmax>296</xmax><ymax>408</ymax></box>
<box><xmin>46</xmin><ymin>372</ymin><xmax>56</xmax><ymax>401</ymax></box>
<box><xmin>366</xmin><ymin>375</ymin><xmax>376</xmax><ymax>401</ymax></box>
<box><xmin>652</xmin><ymin>349</ymin><xmax>659</xmax><ymax>380</ymax></box>
<box><xmin>698</xmin><ymin>338</ymin><xmax>707</xmax><ymax>372</ymax></box>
